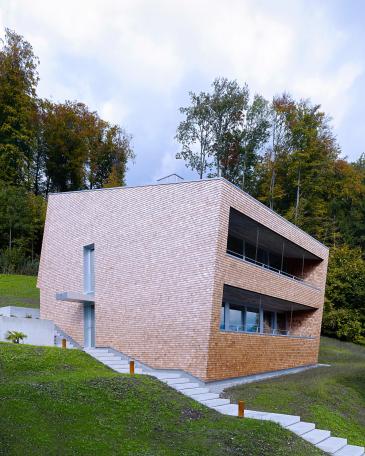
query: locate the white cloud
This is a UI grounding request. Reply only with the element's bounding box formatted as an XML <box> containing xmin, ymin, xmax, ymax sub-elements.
<box><xmin>1</xmin><ymin>0</ymin><xmax>364</xmax><ymax>183</ymax></box>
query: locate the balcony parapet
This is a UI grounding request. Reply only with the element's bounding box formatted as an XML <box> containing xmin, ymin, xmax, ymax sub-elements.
<box><xmin>226</xmin><ymin>252</ymin><xmax>321</xmax><ymax>292</ymax></box>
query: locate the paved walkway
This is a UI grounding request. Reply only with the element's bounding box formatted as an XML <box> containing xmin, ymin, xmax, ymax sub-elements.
<box><xmin>83</xmin><ymin>347</ymin><xmax>364</xmax><ymax>456</ymax></box>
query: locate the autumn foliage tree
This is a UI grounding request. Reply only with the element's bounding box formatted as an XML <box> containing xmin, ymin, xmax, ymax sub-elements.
<box><xmin>0</xmin><ymin>28</ymin><xmax>134</xmax><ymax>273</ymax></box>
<box><xmin>177</xmin><ymin>79</ymin><xmax>365</xmax><ymax>343</ymax></box>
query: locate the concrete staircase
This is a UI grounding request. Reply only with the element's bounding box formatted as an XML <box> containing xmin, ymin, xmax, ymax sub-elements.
<box><xmin>83</xmin><ymin>347</ymin><xmax>364</xmax><ymax>456</ymax></box>
<box><xmin>54</xmin><ymin>326</ymin><xmax>79</xmax><ymax>349</ymax></box>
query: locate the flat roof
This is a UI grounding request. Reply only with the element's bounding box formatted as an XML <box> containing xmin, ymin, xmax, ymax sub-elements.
<box><xmin>49</xmin><ymin>177</ymin><xmax>329</xmax><ymax>251</ymax></box>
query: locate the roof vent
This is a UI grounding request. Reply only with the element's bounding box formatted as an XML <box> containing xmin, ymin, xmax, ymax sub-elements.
<box><xmin>157</xmin><ymin>173</ymin><xmax>184</xmax><ymax>184</ymax></box>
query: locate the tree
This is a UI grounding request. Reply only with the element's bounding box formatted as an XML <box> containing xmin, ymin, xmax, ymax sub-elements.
<box><xmin>6</xmin><ymin>330</ymin><xmax>27</xmax><ymax>344</ymax></box>
<box><xmin>87</xmin><ymin>124</ymin><xmax>134</xmax><ymax>189</ymax></box>
<box><xmin>0</xmin><ymin>28</ymin><xmax>39</xmax><ymax>189</ymax></box>
<box><xmin>326</xmin><ymin>245</ymin><xmax>365</xmax><ymax>313</ymax></box>
<box><xmin>176</xmin><ymin>78</ymin><xmax>270</xmax><ymax>184</ymax></box>
<box><xmin>256</xmin><ymin>95</ymin><xmax>340</xmax><ymax>242</ymax></box>
<box><xmin>0</xmin><ymin>183</ymin><xmax>31</xmax><ymax>251</ymax></box>
<box><xmin>42</xmin><ymin>101</ymin><xmax>134</xmax><ymax>194</ymax></box>
<box><xmin>175</xmin><ymin>91</ymin><xmax>213</xmax><ymax>179</ymax></box>
<box><xmin>221</xmin><ymin>94</ymin><xmax>271</xmax><ymax>193</ymax></box>
<box><xmin>208</xmin><ymin>78</ymin><xmax>249</xmax><ymax>178</ymax></box>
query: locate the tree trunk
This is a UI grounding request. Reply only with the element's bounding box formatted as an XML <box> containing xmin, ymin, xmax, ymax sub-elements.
<box><xmin>241</xmin><ymin>157</ymin><xmax>246</xmax><ymax>190</ymax></box>
<box><xmin>295</xmin><ymin>166</ymin><xmax>301</xmax><ymax>224</ymax></box>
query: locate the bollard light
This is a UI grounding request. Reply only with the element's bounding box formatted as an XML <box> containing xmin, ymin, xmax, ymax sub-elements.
<box><xmin>238</xmin><ymin>400</ymin><xmax>245</xmax><ymax>418</ymax></box>
<box><xmin>129</xmin><ymin>360</ymin><xmax>135</xmax><ymax>375</ymax></box>
<box><xmin>61</xmin><ymin>338</ymin><xmax>67</xmax><ymax>349</ymax></box>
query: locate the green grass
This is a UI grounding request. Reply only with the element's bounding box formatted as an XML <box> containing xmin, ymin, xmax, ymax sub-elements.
<box><xmin>0</xmin><ymin>274</ymin><xmax>39</xmax><ymax>308</ymax></box>
<box><xmin>0</xmin><ymin>343</ymin><xmax>323</xmax><ymax>456</ymax></box>
<box><xmin>223</xmin><ymin>337</ymin><xmax>365</xmax><ymax>447</ymax></box>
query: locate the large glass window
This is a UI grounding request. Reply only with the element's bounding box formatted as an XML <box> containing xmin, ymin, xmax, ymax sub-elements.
<box><xmin>227</xmin><ymin>236</ymin><xmax>244</xmax><ymax>258</ymax></box>
<box><xmin>276</xmin><ymin>312</ymin><xmax>287</xmax><ymax>335</ymax></box>
<box><xmin>246</xmin><ymin>308</ymin><xmax>259</xmax><ymax>332</ymax></box>
<box><xmin>220</xmin><ymin>306</ymin><xmax>225</xmax><ymax>330</ymax></box>
<box><xmin>263</xmin><ymin>310</ymin><xmax>274</xmax><ymax>334</ymax></box>
<box><xmin>229</xmin><ymin>307</ymin><xmax>244</xmax><ymax>332</ymax></box>
<box><xmin>220</xmin><ymin>303</ymin><xmax>287</xmax><ymax>335</ymax></box>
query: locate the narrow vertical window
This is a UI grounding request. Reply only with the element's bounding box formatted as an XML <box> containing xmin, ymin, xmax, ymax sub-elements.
<box><xmin>84</xmin><ymin>244</ymin><xmax>95</xmax><ymax>294</ymax></box>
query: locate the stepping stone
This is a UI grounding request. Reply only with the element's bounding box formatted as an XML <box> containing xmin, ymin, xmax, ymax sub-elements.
<box><xmin>334</xmin><ymin>445</ymin><xmax>365</xmax><ymax>456</ymax></box>
<box><xmin>200</xmin><ymin>398</ymin><xmax>230</xmax><ymax>407</ymax></box>
<box><xmin>265</xmin><ymin>413</ymin><xmax>300</xmax><ymax>427</ymax></box>
<box><xmin>166</xmin><ymin>378</ymin><xmax>191</xmax><ymax>385</ymax></box>
<box><xmin>316</xmin><ymin>437</ymin><xmax>347</xmax><ymax>454</ymax></box>
<box><xmin>302</xmin><ymin>429</ymin><xmax>331</xmax><ymax>445</ymax></box>
<box><xmin>213</xmin><ymin>403</ymin><xmax>239</xmax><ymax>416</ymax></box>
<box><xmin>192</xmin><ymin>392</ymin><xmax>219</xmax><ymax>401</ymax></box>
<box><xmin>182</xmin><ymin>387</ymin><xmax>210</xmax><ymax>396</ymax></box>
<box><xmin>287</xmin><ymin>421</ymin><xmax>316</xmax><ymax>436</ymax></box>
<box><xmin>174</xmin><ymin>382</ymin><xmax>201</xmax><ymax>390</ymax></box>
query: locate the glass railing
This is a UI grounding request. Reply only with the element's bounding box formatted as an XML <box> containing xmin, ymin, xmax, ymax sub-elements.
<box><xmin>221</xmin><ymin>325</ymin><xmax>310</xmax><ymax>338</ymax></box>
<box><xmin>226</xmin><ymin>249</ymin><xmax>305</xmax><ymax>282</ymax></box>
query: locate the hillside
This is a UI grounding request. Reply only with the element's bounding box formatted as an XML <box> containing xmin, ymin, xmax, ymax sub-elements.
<box><xmin>223</xmin><ymin>337</ymin><xmax>365</xmax><ymax>447</ymax></box>
<box><xmin>0</xmin><ymin>343</ymin><xmax>322</xmax><ymax>456</ymax></box>
<box><xmin>0</xmin><ymin>274</ymin><xmax>39</xmax><ymax>308</ymax></box>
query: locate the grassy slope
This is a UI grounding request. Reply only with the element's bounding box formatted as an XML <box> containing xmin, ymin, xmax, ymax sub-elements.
<box><xmin>223</xmin><ymin>337</ymin><xmax>365</xmax><ymax>446</ymax></box>
<box><xmin>0</xmin><ymin>343</ymin><xmax>322</xmax><ymax>456</ymax></box>
<box><xmin>0</xmin><ymin>274</ymin><xmax>39</xmax><ymax>308</ymax></box>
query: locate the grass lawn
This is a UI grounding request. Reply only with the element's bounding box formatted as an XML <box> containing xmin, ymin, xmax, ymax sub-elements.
<box><xmin>0</xmin><ymin>343</ymin><xmax>323</xmax><ymax>456</ymax></box>
<box><xmin>223</xmin><ymin>337</ymin><xmax>365</xmax><ymax>447</ymax></box>
<box><xmin>0</xmin><ymin>274</ymin><xmax>39</xmax><ymax>308</ymax></box>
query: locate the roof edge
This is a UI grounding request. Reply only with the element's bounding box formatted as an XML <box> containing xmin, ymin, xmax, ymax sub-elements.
<box><xmin>220</xmin><ymin>178</ymin><xmax>329</xmax><ymax>252</ymax></box>
<box><xmin>48</xmin><ymin>176</ymin><xmax>329</xmax><ymax>252</ymax></box>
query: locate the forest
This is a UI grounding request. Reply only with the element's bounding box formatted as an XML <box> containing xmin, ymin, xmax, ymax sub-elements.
<box><xmin>0</xmin><ymin>29</ymin><xmax>364</xmax><ymax>342</ymax></box>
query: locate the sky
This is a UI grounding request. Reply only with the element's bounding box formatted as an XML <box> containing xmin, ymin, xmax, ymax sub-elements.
<box><xmin>1</xmin><ymin>0</ymin><xmax>364</xmax><ymax>186</ymax></box>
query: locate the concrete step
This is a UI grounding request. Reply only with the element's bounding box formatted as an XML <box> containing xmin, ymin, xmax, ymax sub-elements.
<box><xmin>200</xmin><ymin>398</ymin><xmax>230</xmax><ymax>407</ymax></box>
<box><xmin>100</xmin><ymin>359</ymin><xmax>129</xmax><ymax>365</ymax></box>
<box><xmin>182</xmin><ymin>387</ymin><xmax>210</xmax><ymax>396</ymax></box>
<box><xmin>316</xmin><ymin>437</ymin><xmax>347</xmax><ymax>454</ymax></box>
<box><xmin>166</xmin><ymin>377</ymin><xmax>191</xmax><ymax>385</ymax></box>
<box><xmin>85</xmin><ymin>349</ymin><xmax>110</xmax><ymax>354</ymax></box>
<box><xmin>153</xmin><ymin>373</ymin><xmax>181</xmax><ymax>380</ymax></box>
<box><xmin>113</xmin><ymin>367</ymin><xmax>143</xmax><ymax>374</ymax></box>
<box><xmin>334</xmin><ymin>445</ymin><xmax>365</xmax><ymax>456</ymax></box>
<box><xmin>192</xmin><ymin>392</ymin><xmax>220</xmax><ymax>401</ymax></box>
<box><xmin>265</xmin><ymin>413</ymin><xmax>300</xmax><ymax>427</ymax></box>
<box><xmin>104</xmin><ymin>363</ymin><xmax>131</xmax><ymax>370</ymax></box>
<box><xmin>245</xmin><ymin>410</ymin><xmax>272</xmax><ymax>420</ymax></box>
<box><xmin>173</xmin><ymin>382</ymin><xmax>201</xmax><ymax>391</ymax></box>
<box><xmin>93</xmin><ymin>355</ymin><xmax>122</xmax><ymax>361</ymax></box>
<box><xmin>287</xmin><ymin>421</ymin><xmax>316</xmax><ymax>436</ymax></box>
<box><xmin>213</xmin><ymin>403</ymin><xmax>239</xmax><ymax>416</ymax></box>
<box><xmin>302</xmin><ymin>429</ymin><xmax>331</xmax><ymax>445</ymax></box>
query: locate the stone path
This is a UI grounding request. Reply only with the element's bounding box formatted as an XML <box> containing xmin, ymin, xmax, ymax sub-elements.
<box><xmin>84</xmin><ymin>347</ymin><xmax>364</xmax><ymax>456</ymax></box>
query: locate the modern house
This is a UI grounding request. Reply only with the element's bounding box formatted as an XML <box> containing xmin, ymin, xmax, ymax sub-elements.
<box><xmin>38</xmin><ymin>178</ymin><xmax>328</xmax><ymax>382</ymax></box>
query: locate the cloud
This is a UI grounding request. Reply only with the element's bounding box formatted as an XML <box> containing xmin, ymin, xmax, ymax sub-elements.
<box><xmin>294</xmin><ymin>62</ymin><xmax>363</xmax><ymax>127</ymax></box>
<box><xmin>1</xmin><ymin>0</ymin><xmax>364</xmax><ymax>183</ymax></box>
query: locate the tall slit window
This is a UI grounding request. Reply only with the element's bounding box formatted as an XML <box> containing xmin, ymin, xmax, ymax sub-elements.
<box><xmin>84</xmin><ymin>244</ymin><xmax>95</xmax><ymax>294</ymax></box>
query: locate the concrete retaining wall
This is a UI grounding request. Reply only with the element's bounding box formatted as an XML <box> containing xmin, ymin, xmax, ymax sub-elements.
<box><xmin>0</xmin><ymin>316</ymin><xmax>54</xmax><ymax>346</ymax></box>
<box><xmin>0</xmin><ymin>306</ymin><xmax>40</xmax><ymax>318</ymax></box>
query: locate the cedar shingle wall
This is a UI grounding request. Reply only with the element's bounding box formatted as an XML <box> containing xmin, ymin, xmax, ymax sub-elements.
<box><xmin>205</xmin><ymin>180</ymin><xmax>328</xmax><ymax>381</ymax></box>
<box><xmin>39</xmin><ymin>181</ymin><xmax>222</xmax><ymax>379</ymax></box>
<box><xmin>39</xmin><ymin>178</ymin><xmax>328</xmax><ymax>381</ymax></box>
